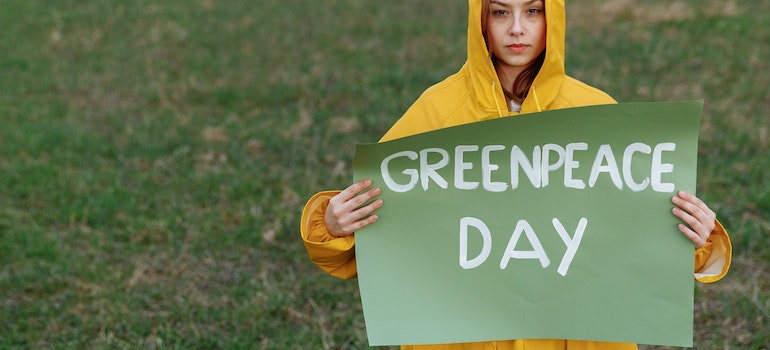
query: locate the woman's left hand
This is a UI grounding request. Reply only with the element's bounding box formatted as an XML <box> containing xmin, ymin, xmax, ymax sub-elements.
<box><xmin>671</xmin><ymin>191</ymin><xmax>716</xmax><ymax>249</ymax></box>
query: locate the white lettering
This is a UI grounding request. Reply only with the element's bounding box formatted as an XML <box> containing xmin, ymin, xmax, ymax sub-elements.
<box><xmin>419</xmin><ymin>148</ymin><xmax>449</xmax><ymax>191</ymax></box>
<box><xmin>482</xmin><ymin>145</ymin><xmax>508</xmax><ymax>192</ymax></box>
<box><xmin>589</xmin><ymin>144</ymin><xmax>623</xmax><ymax>190</ymax></box>
<box><xmin>379</xmin><ymin>142</ymin><xmax>679</xmax><ymax>194</ymax></box>
<box><xmin>454</xmin><ymin>145</ymin><xmax>480</xmax><ymax>190</ymax></box>
<box><xmin>553</xmin><ymin>217</ymin><xmax>588</xmax><ymax>277</ymax></box>
<box><xmin>541</xmin><ymin>144</ymin><xmax>565</xmax><ymax>187</ymax></box>
<box><xmin>459</xmin><ymin>217</ymin><xmax>492</xmax><ymax>269</ymax></box>
<box><xmin>510</xmin><ymin>145</ymin><xmax>541</xmax><ymax>189</ymax></box>
<box><xmin>623</xmin><ymin>143</ymin><xmax>652</xmax><ymax>192</ymax></box>
<box><xmin>564</xmin><ymin>143</ymin><xmax>588</xmax><ymax>189</ymax></box>
<box><xmin>652</xmin><ymin>143</ymin><xmax>676</xmax><ymax>192</ymax></box>
<box><xmin>500</xmin><ymin>220</ymin><xmax>551</xmax><ymax>270</ymax></box>
<box><xmin>381</xmin><ymin>151</ymin><xmax>419</xmax><ymax>193</ymax></box>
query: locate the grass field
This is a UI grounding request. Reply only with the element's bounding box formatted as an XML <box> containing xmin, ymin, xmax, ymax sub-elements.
<box><xmin>1</xmin><ymin>0</ymin><xmax>768</xmax><ymax>349</ymax></box>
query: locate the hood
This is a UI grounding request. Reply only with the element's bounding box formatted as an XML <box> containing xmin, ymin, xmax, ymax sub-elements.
<box><xmin>466</xmin><ymin>0</ymin><xmax>566</xmax><ymax>114</ymax></box>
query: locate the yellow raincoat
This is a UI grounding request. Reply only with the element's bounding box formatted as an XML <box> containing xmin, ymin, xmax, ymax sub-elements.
<box><xmin>301</xmin><ymin>0</ymin><xmax>732</xmax><ymax>348</ymax></box>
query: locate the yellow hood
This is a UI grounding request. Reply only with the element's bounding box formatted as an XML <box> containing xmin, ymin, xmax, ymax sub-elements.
<box><xmin>466</xmin><ymin>0</ymin><xmax>566</xmax><ymax>113</ymax></box>
<box><xmin>379</xmin><ymin>0</ymin><xmax>614</xmax><ymax>141</ymax></box>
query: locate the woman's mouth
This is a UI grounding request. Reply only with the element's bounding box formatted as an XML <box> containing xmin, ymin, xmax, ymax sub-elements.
<box><xmin>507</xmin><ymin>44</ymin><xmax>528</xmax><ymax>53</ymax></box>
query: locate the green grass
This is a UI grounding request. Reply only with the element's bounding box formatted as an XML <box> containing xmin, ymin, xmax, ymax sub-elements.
<box><xmin>0</xmin><ymin>0</ymin><xmax>768</xmax><ymax>349</ymax></box>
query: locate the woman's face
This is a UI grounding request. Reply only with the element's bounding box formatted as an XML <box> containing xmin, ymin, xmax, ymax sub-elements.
<box><xmin>485</xmin><ymin>0</ymin><xmax>547</xmax><ymax>78</ymax></box>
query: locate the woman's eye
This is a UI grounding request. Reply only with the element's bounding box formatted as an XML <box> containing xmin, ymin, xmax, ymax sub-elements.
<box><xmin>527</xmin><ymin>8</ymin><xmax>543</xmax><ymax>15</ymax></box>
<box><xmin>491</xmin><ymin>9</ymin><xmax>508</xmax><ymax>16</ymax></box>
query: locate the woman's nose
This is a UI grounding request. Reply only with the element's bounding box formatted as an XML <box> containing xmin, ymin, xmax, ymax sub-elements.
<box><xmin>509</xmin><ymin>16</ymin><xmax>524</xmax><ymax>35</ymax></box>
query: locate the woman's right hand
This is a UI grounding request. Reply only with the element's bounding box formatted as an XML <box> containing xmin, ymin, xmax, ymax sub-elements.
<box><xmin>324</xmin><ymin>179</ymin><xmax>383</xmax><ymax>237</ymax></box>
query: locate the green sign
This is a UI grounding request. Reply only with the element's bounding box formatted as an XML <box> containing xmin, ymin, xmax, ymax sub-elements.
<box><xmin>352</xmin><ymin>102</ymin><xmax>703</xmax><ymax>346</ymax></box>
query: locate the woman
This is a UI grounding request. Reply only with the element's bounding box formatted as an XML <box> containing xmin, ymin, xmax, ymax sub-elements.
<box><xmin>301</xmin><ymin>0</ymin><xmax>732</xmax><ymax>348</ymax></box>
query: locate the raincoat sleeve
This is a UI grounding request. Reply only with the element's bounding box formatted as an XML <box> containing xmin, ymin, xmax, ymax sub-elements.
<box><xmin>298</xmin><ymin>94</ymin><xmax>438</xmax><ymax>281</ymax></box>
<box><xmin>694</xmin><ymin>219</ymin><xmax>732</xmax><ymax>283</ymax></box>
<box><xmin>300</xmin><ymin>191</ymin><xmax>358</xmax><ymax>279</ymax></box>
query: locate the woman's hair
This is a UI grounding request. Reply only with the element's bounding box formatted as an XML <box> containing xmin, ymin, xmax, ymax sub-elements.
<box><xmin>507</xmin><ymin>52</ymin><xmax>545</xmax><ymax>103</ymax></box>
<box><xmin>481</xmin><ymin>0</ymin><xmax>546</xmax><ymax>104</ymax></box>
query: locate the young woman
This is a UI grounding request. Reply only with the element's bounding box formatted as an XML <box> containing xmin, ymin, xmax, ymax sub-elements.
<box><xmin>301</xmin><ymin>0</ymin><xmax>732</xmax><ymax>348</ymax></box>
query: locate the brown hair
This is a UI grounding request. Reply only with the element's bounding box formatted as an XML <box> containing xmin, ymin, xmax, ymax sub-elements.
<box><xmin>481</xmin><ymin>0</ymin><xmax>546</xmax><ymax>104</ymax></box>
<box><xmin>507</xmin><ymin>52</ymin><xmax>545</xmax><ymax>104</ymax></box>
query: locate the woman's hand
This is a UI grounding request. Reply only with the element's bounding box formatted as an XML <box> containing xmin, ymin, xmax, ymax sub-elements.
<box><xmin>324</xmin><ymin>179</ymin><xmax>383</xmax><ymax>237</ymax></box>
<box><xmin>671</xmin><ymin>191</ymin><xmax>716</xmax><ymax>249</ymax></box>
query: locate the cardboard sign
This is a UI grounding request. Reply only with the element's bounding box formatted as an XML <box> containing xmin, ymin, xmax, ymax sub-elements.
<box><xmin>353</xmin><ymin>102</ymin><xmax>702</xmax><ymax>346</ymax></box>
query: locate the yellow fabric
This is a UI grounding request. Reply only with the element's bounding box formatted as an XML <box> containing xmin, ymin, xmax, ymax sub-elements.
<box><xmin>299</xmin><ymin>0</ymin><xmax>732</xmax><ymax>348</ymax></box>
<box><xmin>301</xmin><ymin>191</ymin><xmax>357</xmax><ymax>279</ymax></box>
<box><xmin>379</xmin><ymin>0</ymin><xmax>615</xmax><ymax>143</ymax></box>
<box><xmin>401</xmin><ymin>340</ymin><xmax>636</xmax><ymax>350</ymax></box>
<box><xmin>694</xmin><ymin>219</ymin><xmax>732</xmax><ymax>283</ymax></box>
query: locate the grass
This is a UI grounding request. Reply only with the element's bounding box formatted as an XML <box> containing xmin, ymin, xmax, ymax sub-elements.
<box><xmin>0</xmin><ymin>0</ymin><xmax>767</xmax><ymax>349</ymax></box>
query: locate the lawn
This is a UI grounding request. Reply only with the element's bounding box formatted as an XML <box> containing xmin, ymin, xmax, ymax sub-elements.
<box><xmin>0</xmin><ymin>0</ymin><xmax>768</xmax><ymax>349</ymax></box>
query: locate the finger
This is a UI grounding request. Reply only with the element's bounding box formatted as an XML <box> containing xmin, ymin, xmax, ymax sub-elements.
<box><xmin>327</xmin><ymin>181</ymin><xmax>375</xmax><ymax>220</ymax></box>
<box><xmin>673</xmin><ymin>205</ymin><xmax>714</xmax><ymax>240</ymax></box>
<box><xmin>672</xmin><ymin>206</ymin><xmax>700</xmax><ymax>232</ymax></box>
<box><xmin>327</xmin><ymin>192</ymin><xmax>383</xmax><ymax>236</ymax></box>
<box><xmin>678</xmin><ymin>223</ymin><xmax>706</xmax><ymax>248</ymax></box>
<box><xmin>335</xmin><ymin>179</ymin><xmax>373</xmax><ymax>202</ymax></box>
<box><xmin>338</xmin><ymin>197</ymin><xmax>383</xmax><ymax>231</ymax></box>
<box><xmin>344</xmin><ymin>212</ymin><xmax>381</xmax><ymax>234</ymax></box>
<box><xmin>330</xmin><ymin>206</ymin><xmax>382</xmax><ymax>237</ymax></box>
<box><xmin>333</xmin><ymin>182</ymin><xmax>381</xmax><ymax>214</ymax></box>
<box><xmin>672</xmin><ymin>205</ymin><xmax>714</xmax><ymax>248</ymax></box>
<box><xmin>343</xmin><ymin>186</ymin><xmax>382</xmax><ymax>212</ymax></box>
<box><xmin>674</xmin><ymin>192</ymin><xmax>716</xmax><ymax>235</ymax></box>
<box><xmin>672</xmin><ymin>194</ymin><xmax>714</xmax><ymax>230</ymax></box>
<box><xmin>350</xmin><ymin>198</ymin><xmax>384</xmax><ymax>223</ymax></box>
<box><xmin>676</xmin><ymin>191</ymin><xmax>716</xmax><ymax>218</ymax></box>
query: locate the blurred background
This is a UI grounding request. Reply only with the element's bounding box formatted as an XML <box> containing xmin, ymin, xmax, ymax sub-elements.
<box><xmin>0</xmin><ymin>0</ymin><xmax>767</xmax><ymax>348</ymax></box>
